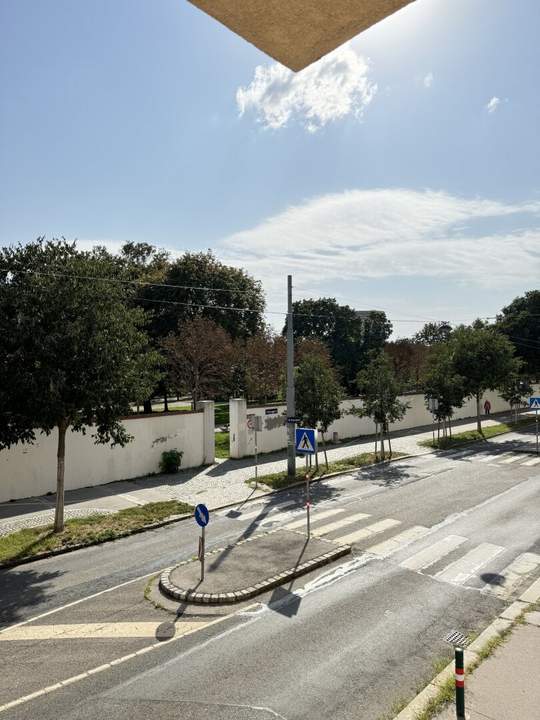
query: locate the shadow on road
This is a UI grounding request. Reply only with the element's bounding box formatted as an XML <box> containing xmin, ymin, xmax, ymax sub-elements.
<box><xmin>0</xmin><ymin>566</ymin><xmax>63</xmax><ymax>628</ymax></box>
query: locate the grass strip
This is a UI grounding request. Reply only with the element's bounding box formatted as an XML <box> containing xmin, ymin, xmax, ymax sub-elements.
<box><xmin>246</xmin><ymin>452</ymin><xmax>403</xmax><ymax>490</ymax></box>
<box><xmin>419</xmin><ymin>417</ymin><xmax>534</xmax><ymax>450</ymax></box>
<box><xmin>215</xmin><ymin>431</ymin><xmax>230</xmax><ymax>459</ymax></box>
<box><xmin>0</xmin><ymin>500</ymin><xmax>193</xmax><ymax>564</ymax></box>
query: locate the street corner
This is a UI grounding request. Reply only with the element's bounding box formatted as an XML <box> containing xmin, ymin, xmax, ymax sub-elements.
<box><xmin>158</xmin><ymin>528</ymin><xmax>351</xmax><ymax>607</ymax></box>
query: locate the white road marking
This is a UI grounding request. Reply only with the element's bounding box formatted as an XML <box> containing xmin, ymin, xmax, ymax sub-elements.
<box><xmin>483</xmin><ymin>553</ymin><xmax>540</xmax><ymax>599</ymax></box>
<box><xmin>435</xmin><ymin>543</ymin><xmax>505</xmax><ymax>585</ymax></box>
<box><xmin>284</xmin><ymin>507</ymin><xmax>345</xmax><ymax>530</ymax></box>
<box><xmin>522</xmin><ymin>457</ymin><xmax>540</xmax><ymax>467</ymax></box>
<box><xmin>0</xmin><ymin>571</ymin><xmax>159</xmax><ymax>634</ymax></box>
<box><xmin>311</xmin><ymin>511</ymin><xmax>371</xmax><ymax>537</ymax></box>
<box><xmin>236</xmin><ymin>502</ymin><xmax>297</xmax><ymax>521</ymax></box>
<box><xmin>0</xmin><ymin>621</ymin><xmax>208</xmax><ymax>641</ymax></box>
<box><xmin>499</xmin><ymin>455</ymin><xmax>522</xmax><ymax>465</ymax></box>
<box><xmin>366</xmin><ymin>526</ymin><xmax>429</xmax><ymax>558</ymax></box>
<box><xmin>401</xmin><ymin>535</ymin><xmax>468</xmax><ymax>571</ymax></box>
<box><xmin>336</xmin><ymin>518</ymin><xmax>401</xmax><ymax>545</ymax></box>
<box><xmin>477</xmin><ymin>454</ymin><xmax>499</xmax><ymax>463</ymax></box>
<box><xmin>0</xmin><ymin>612</ymin><xmax>239</xmax><ymax>715</ymax></box>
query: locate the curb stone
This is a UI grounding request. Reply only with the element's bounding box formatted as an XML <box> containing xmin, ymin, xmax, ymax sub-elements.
<box><xmin>391</xmin><ymin>574</ymin><xmax>540</xmax><ymax>720</ymax></box>
<box><xmin>159</xmin><ymin>527</ymin><xmax>351</xmax><ymax>604</ymax></box>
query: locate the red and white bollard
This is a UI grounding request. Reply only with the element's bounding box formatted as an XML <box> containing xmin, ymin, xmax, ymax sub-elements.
<box><xmin>455</xmin><ymin>647</ymin><xmax>465</xmax><ymax>719</ymax></box>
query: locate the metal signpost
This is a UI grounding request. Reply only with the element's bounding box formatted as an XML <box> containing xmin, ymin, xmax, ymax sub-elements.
<box><xmin>529</xmin><ymin>397</ymin><xmax>540</xmax><ymax>454</ymax></box>
<box><xmin>194</xmin><ymin>503</ymin><xmax>210</xmax><ymax>582</ymax></box>
<box><xmin>247</xmin><ymin>414</ymin><xmax>263</xmax><ymax>487</ymax></box>
<box><xmin>295</xmin><ymin>428</ymin><xmax>317</xmax><ymax>538</ymax></box>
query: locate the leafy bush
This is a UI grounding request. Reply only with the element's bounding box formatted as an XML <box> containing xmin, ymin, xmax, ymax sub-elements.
<box><xmin>159</xmin><ymin>449</ymin><xmax>183</xmax><ymax>473</ymax></box>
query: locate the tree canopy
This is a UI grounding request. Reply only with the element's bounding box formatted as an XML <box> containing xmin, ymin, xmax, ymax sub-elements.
<box><xmin>496</xmin><ymin>290</ymin><xmax>540</xmax><ymax>378</ymax></box>
<box><xmin>449</xmin><ymin>322</ymin><xmax>520</xmax><ymax>432</ymax></box>
<box><xmin>285</xmin><ymin>298</ymin><xmax>392</xmax><ymax>391</ymax></box>
<box><xmin>0</xmin><ymin>239</ymin><xmax>161</xmax><ymax>530</ymax></box>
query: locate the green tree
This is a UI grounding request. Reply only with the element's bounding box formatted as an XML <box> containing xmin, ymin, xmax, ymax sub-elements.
<box><xmin>423</xmin><ymin>344</ymin><xmax>465</xmax><ymax>440</ymax></box>
<box><xmin>499</xmin><ymin>374</ymin><xmax>533</xmax><ymax>424</ymax></box>
<box><xmin>496</xmin><ymin>291</ymin><xmax>540</xmax><ymax>378</ymax></box>
<box><xmin>285</xmin><ymin>298</ymin><xmax>392</xmax><ymax>391</ymax></box>
<box><xmin>354</xmin><ymin>353</ymin><xmax>409</xmax><ymax>459</ymax></box>
<box><xmin>140</xmin><ymin>250</ymin><xmax>265</xmax><ymax>341</ymax></box>
<box><xmin>385</xmin><ymin>339</ymin><xmax>428</xmax><ymax>391</ymax></box>
<box><xmin>449</xmin><ymin>322</ymin><xmax>520</xmax><ymax>433</ymax></box>
<box><xmin>414</xmin><ymin>321</ymin><xmax>452</xmax><ymax>346</ymax></box>
<box><xmin>0</xmin><ymin>239</ymin><xmax>161</xmax><ymax>532</ymax></box>
<box><xmin>295</xmin><ymin>356</ymin><xmax>342</xmax><ymax>470</ymax></box>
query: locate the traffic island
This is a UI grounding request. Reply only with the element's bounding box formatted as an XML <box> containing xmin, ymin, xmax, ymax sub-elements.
<box><xmin>159</xmin><ymin>528</ymin><xmax>351</xmax><ymax>604</ymax></box>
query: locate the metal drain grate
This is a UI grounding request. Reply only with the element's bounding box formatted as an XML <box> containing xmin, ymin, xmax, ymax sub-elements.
<box><xmin>443</xmin><ymin>630</ymin><xmax>470</xmax><ymax>647</ymax></box>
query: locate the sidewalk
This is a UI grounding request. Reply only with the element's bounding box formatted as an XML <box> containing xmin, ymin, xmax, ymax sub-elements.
<box><xmin>433</xmin><ymin>613</ymin><xmax>540</xmax><ymax>720</ymax></box>
<box><xmin>0</xmin><ymin>411</ymin><xmax>527</xmax><ymax>535</ymax></box>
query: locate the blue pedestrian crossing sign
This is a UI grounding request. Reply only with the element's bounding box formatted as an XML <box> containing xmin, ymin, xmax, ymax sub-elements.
<box><xmin>194</xmin><ymin>503</ymin><xmax>210</xmax><ymax>527</ymax></box>
<box><xmin>529</xmin><ymin>397</ymin><xmax>540</xmax><ymax>409</ymax></box>
<box><xmin>295</xmin><ymin>427</ymin><xmax>317</xmax><ymax>454</ymax></box>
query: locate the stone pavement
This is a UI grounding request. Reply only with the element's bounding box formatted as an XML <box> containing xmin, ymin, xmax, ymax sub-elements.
<box><xmin>0</xmin><ymin>412</ymin><xmax>525</xmax><ymax>535</ymax></box>
<box><xmin>433</xmin><ymin>613</ymin><xmax>540</xmax><ymax>720</ymax></box>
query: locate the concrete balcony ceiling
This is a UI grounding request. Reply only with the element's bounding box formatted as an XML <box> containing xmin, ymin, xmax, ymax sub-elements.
<box><xmin>188</xmin><ymin>0</ymin><xmax>415</xmax><ymax>71</ymax></box>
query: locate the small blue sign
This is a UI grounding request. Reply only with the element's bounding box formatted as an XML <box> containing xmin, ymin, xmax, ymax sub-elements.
<box><xmin>194</xmin><ymin>504</ymin><xmax>210</xmax><ymax>528</ymax></box>
<box><xmin>529</xmin><ymin>397</ymin><xmax>540</xmax><ymax>409</ymax></box>
<box><xmin>295</xmin><ymin>427</ymin><xmax>317</xmax><ymax>454</ymax></box>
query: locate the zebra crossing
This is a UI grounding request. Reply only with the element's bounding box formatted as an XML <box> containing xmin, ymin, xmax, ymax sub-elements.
<box><xmin>444</xmin><ymin>448</ymin><xmax>540</xmax><ymax>468</ymax></box>
<box><xmin>279</xmin><ymin>505</ymin><xmax>540</xmax><ymax>600</ymax></box>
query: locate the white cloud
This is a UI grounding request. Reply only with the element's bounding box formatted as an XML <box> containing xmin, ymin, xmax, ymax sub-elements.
<box><xmin>486</xmin><ymin>96</ymin><xmax>501</xmax><ymax>113</ymax></box>
<box><xmin>236</xmin><ymin>44</ymin><xmax>377</xmax><ymax>132</ymax></box>
<box><xmin>423</xmin><ymin>72</ymin><xmax>434</xmax><ymax>88</ymax></box>
<box><xmin>219</xmin><ymin>189</ymin><xmax>540</xmax><ymax>304</ymax></box>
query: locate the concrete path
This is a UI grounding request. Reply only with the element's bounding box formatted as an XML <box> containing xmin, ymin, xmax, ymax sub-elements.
<box><xmin>433</xmin><ymin>616</ymin><xmax>540</xmax><ymax>720</ymax></box>
<box><xmin>0</xmin><ymin>411</ymin><xmax>534</xmax><ymax>535</ymax></box>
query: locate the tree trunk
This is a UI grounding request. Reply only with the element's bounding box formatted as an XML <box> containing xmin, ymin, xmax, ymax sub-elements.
<box><xmin>163</xmin><ymin>391</ymin><xmax>169</xmax><ymax>413</ymax></box>
<box><xmin>387</xmin><ymin>423</ymin><xmax>392</xmax><ymax>458</ymax></box>
<box><xmin>321</xmin><ymin>431</ymin><xmax>329</xmax><ymax>470</ymax></box>
<box><xmin>380</xmin><ymin>425</ymin><xmax>385</xmax><ymax>460</ymax></box>
<box><xmin>54</xmin><ymin>420</ymin><xmax>68</xmax><ymax>533</ymax></box>
<box><xmin>143</xmin><ymin>398</ymin><xmax>152</xmax><ymax>414</ymax></box>
<box><xmin>448</xmin><ymin>416</ymin><xmax>452</xmax><ymax>437</ymax></box>
<box><xmin>374</xmin><ymin>422</ymin><xmax>378</xmax><ymax>457</ymax></box>
<box><xmin>476</xmin><ymin>394</ymin><xmax>482</xmax><ymax>434</ymax></box>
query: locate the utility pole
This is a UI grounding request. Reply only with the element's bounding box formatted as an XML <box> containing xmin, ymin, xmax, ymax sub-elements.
<box><xmin>286</xmin><ymin>275</ymin><xmax>296</xmax><ymax>478</ymax></box>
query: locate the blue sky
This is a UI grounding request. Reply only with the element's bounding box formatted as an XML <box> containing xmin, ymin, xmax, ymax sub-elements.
<box><xmin>1</xmin><ymin>0</ymin><xmax>539</xmax><ymax>336</ymax></box>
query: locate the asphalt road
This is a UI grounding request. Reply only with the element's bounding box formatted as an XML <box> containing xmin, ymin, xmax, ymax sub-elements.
<box><xmin>1</xmin><ymin>430</ymin><xmax>539</xmax><ymax>720</ymax></box>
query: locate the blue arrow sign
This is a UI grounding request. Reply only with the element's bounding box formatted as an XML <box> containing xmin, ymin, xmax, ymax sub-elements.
<box><xmin>194</xmin><ymin>503</ymin><xmax>210</xmax><ymax>528</ymax></box>
<box><xmin>529</xmin><ymin>397</ymin><xmax>540</xmax><ymax>409</ymax></box>
<box><xmin>295</xmin><ymin>427</ymin><xmax>317</xmax><ymax>454</ymax></box>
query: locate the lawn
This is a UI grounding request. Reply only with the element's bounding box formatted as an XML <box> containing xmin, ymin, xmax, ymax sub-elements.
<box><xmin>0</xmin><ymin>500</ymin><xmax>193</xmax><ymax>564</ymax></box>
<box><xmin>215</xmin><ymin>431</ymin><xmax>230</xmax><ymax>459</ymax></box>
<box><xmin>419</xmin><ymin>416</ymin><xmax>535</xmax><ymax>450</ymax></box>
<box><xmin>247</xmin><ymin>451</ymin><xmax>403</xmax><ymax>490</ymax></box>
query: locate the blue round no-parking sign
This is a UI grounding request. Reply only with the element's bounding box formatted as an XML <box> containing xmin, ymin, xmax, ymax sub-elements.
<box><xmin>194</xmin><ymin>503</ymin><xmax>210</xmax><ymax>528</ymax></box>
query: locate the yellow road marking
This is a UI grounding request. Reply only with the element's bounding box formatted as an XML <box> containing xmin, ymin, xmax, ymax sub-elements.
<box><xmin>0</xmin><ymin>621</ymin><xmax>208</xmax><ymax>641</ymax></box>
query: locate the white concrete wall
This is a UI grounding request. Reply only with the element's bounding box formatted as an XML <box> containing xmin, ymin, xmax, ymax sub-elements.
<box><xmin>230</xmin><ymin>386</ymin><xmax>539</xmax><ymax>458</ymax></box>
<box><xmin>0</xmin><ymin>406</ymin><xmax>215</xmax><ymax>502</ymax></box>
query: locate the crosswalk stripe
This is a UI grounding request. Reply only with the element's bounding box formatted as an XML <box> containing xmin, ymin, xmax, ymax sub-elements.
<box><xmin>310</xmin><ymin>511</ymin><xmax>371</xmax><ymax>537</ymax></box>
<box><xmin>284</xmin><ymin>507</ymin><xmax>345</xmax><ymax>530</ymax></box>
<box><xmin>0</xmin><ymin>621</ymin><xmax>208</xmax><ymax>641</ymax></box>
<box><xmin>367</xmin><ymin>526</ymin><xmax>429</xmax><ymax>558</ymax></box>
<box><xmin>401</xmin><ymin>535</ymin><xmax>468</xmax><ymax>571</ymax></box>
<box><xmin>522</xmin><ymin>457</ymin><xmax>540</xmax><ymax>467</ymax></box>
<box><xmin>239</xmin><ymin>502</ymin><xmax>297</xmax><ymax>521</ymax></box>
<box><xmin>483</xmin><ymin>552</ymin><xmax>540</xmax><ymax>599</ymax></box>
<box><xmin>334</xmin><ymin>518</ymin><xmax>401</xmax><ymax>545</ymax></box>
<box><xmin>447</xmin><ymin>449</ymin><xmax>475</xmax><ymax>460</ymax></box>
<box><xmin>477</xmin><ymin>454</ymin><xmax>499</xmax><ymax>463</ymax></box>
<box><xmin>435</xmin><ymin>543</ymin><xmax>505</xmax><ymax>585</ymax></box>
<box><xmin>499</xmin><ymin>454</ymin><xmax>522</xmax><ymax>464</ymax></box>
